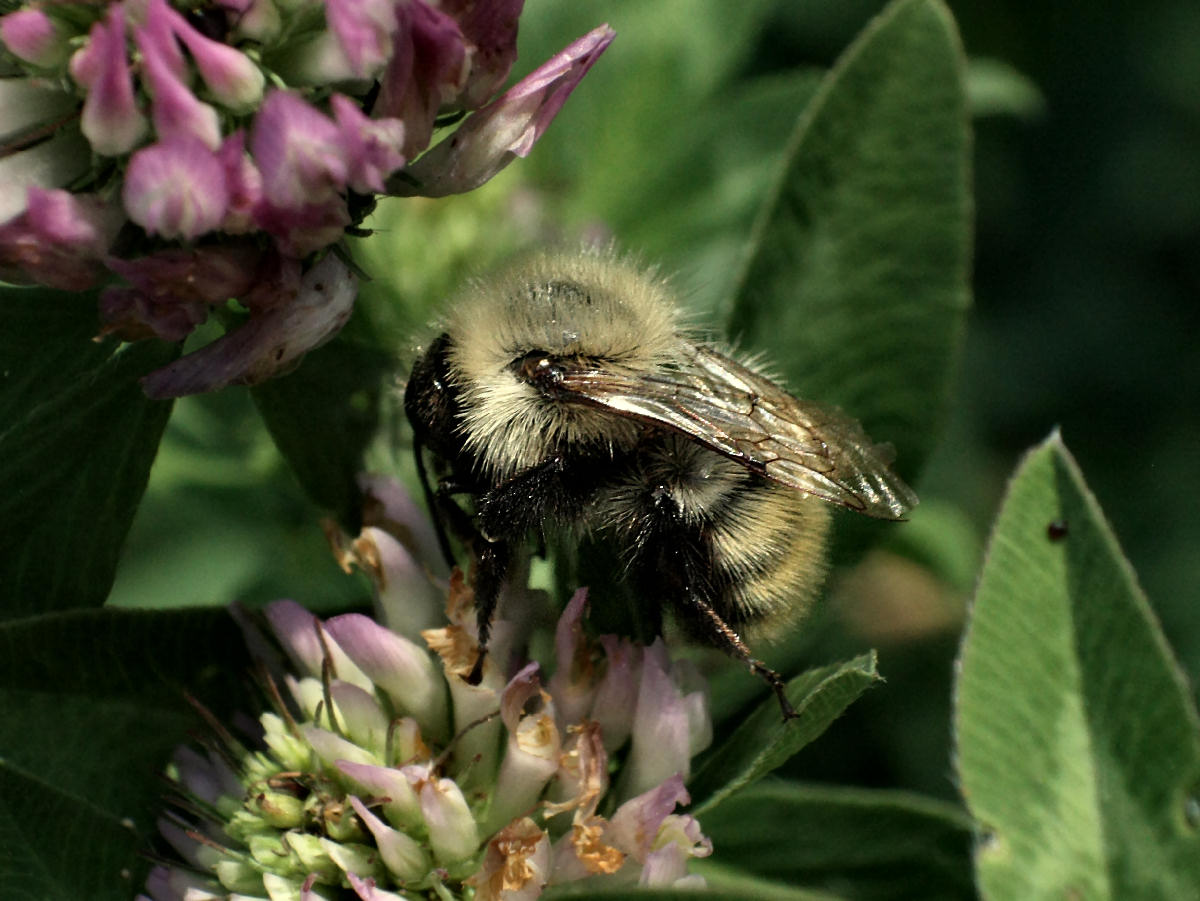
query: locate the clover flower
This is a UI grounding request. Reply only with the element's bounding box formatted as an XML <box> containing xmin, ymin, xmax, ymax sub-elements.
<box><xmin>0</xmin><ymin>1</ymin><xmax>613</xmax><ymax>396</ymax></box>
<box><xmin>140</xmin><ymin>480</ymin><xmax>713</xmax><ymax>900</ymax></box>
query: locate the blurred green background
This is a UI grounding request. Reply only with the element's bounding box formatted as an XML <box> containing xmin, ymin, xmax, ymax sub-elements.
<box><xmin>109</xmin><ymin>0</ymin><xmax>1200</xmax><ymax>802</ymax></box>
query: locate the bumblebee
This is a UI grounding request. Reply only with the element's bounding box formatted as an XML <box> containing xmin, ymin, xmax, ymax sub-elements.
<box><xmin>404</xmin><ymin>250</ymin><xmax>916</xmax><ymax>716</ymax></box>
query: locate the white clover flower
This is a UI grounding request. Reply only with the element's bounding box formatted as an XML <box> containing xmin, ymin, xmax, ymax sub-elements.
<box><xmin>139</xmin><ymin>479</ymin><xmax>713</xmax><ymax>900</ymax></box>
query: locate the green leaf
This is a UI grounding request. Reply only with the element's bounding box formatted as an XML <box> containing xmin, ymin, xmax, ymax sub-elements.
<box><xmin>688</xmin><ymin>653</ymin><xmax>881</xmax><ymax>815</ymax></box>
<box><xmin>954</xmin><ymin>432</ymin><xmax>1200</xmax><ymax>900</ymax></box>
<box><xmin>0</xmin><ymin>607</ymin><xmax>252</xmax><ymax>900</ymax></box>
<box><xmin>0</xmin><ymin>287</ymin><xmax>178</xmax><ymax>617</ymax></box>
<box><xmin>699</xmin><ymin>781</ymin><xmax>975</xmax><ymax>901</ymax></box>
<box><xmin>250</xmin><ymin>307</ymin><xmax>392</xmax><ymax>531</ymax></box>
<box><xmin>726</xmin><ymin>0</ymin><xmax>972</xmax><ymax>484</ymax></box>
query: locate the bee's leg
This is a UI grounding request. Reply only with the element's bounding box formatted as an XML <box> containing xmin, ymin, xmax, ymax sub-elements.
<box><xmin>412</xmin><ymin>436</ymin><xmax>457</xmax><ymax>568</ymax></box>
<box><xmin>476</xmin><ymin>449</ymin><xmax>624</xmax><ymax>542</ymax></box>
<box><xmin>684</xmin><ymin>592</ymin><xmax>797</xmax><ymax>720</ymax></box>
<box><xmin>466</xmin><ymin>537</ymin><xmax>512</xmax><ymax>684</ymax></box>
<box><xmin>622</xmin><ymin>478</ymin><xmax>798</xmax><ymax>721</ymax></box>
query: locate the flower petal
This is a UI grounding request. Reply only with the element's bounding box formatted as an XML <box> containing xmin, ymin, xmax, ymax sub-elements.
<box><xmin>123</xmin><ymin>138</ymin><xmax>228</xmax><ymax>239</ymax></box>
<box><xmin>141</xmin><ymin>253</ymin><xmax>357</xmax><ymax>398</ymax></box>
<box><xmin>393</xmin><ymin>24</ymin><xmax>614</xmax><ymax>197</ymax></box>
<box><xmin>1</xmin><ymin>9</ymin><xmax>68</xmax><ymax>67</ymax></box>
<box><xmin>409</xmin><ymin>766</ymin><xmax>480</xmax><ymax>865</ymax></box>
<box><xmin>545</xmin><ymin>588</ymin><xmax>596</xmax><ymax>728</ymax></box>
<box><xmin>0</xmin><ymin>187</ymin><xmax>121</xmax><ymax>289</ymax></box>
<box><xmin>483</xmin><ymin>662</ymin><xmax>560</xmax><ymax>834</ymax></box>
<box><xmin>376</xmin><ymin>1</ymin><xmax>468</xmax><ymax>158</ymax></box>
<box><xmin>166</xmin><ymin>3</ymin><xmax>265</xmax><ymax>110</ymax></box>
<box><xmin>469</xmin><ymin>816</ymin><xmax>551</xmax><ymax>901</ymax></box>
<box><xmin>325</xmin><ymin>612</ymin><xmax>448</xmax><ymax>740</ymax></box>
<box><xmin>619</xmin><ymin>640</ymin><xmax>710</xmax><ymax>799</ymax></box>
<box><xmin>71</xmin><ymin>7</ymin><xmax>148</xmax><ymax>155</ymax></box>
<box><xmin>608</xmin><ymin>773</ymin><xmax>689</xmax><ymax>862</ymax></box>
<box><xmin>348</xmin><ymin>796</ymin><xmax>431</xmax><ymax>880</ymax></box>
<box><xmin>335</xmin><ymin>759</ymin><xmax>423</xmax><ymax>829</ymax></box>
<box><xmin>261</xmin><ymin>598</ymin><xmax>373</xmax><ymax>688</ymax></box>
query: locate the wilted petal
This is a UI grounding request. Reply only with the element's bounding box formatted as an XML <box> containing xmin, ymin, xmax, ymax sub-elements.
<box><xmin>348</xmin><ymin>796</ymin><xmax>431</xmax><ymax>880</ymax></box>
<box><xmin>106</xmin><ymin>243</ymin><xmax>259</xmax><ymax>304</ymax></box>
<box><xmin>123</xmin><ymin>138</ymin><xmax>228</xmax><ymax>239</ymax></box>
<box><xmin>549</xmin><ymin>720</ymin><xmax>608</xmax><ymax>820</ymax></box>
<box><xmin>330</xmin><ymin>94</ymin><xmax>406</xmax><ymax>193</ymax></box>
<box><xmin>0</xmin><ymin>187</ymin><xmax>121</xmax><ymax>290</ymax></box>
<box><xmin>549</xmin><ymin>815</ymin><xmax>625</xmax><ymax>882</ymax></box>
<box><xmin>376</xmin><ymin>0</ymin><xmax>468</xmax><ymax>158</ymax></box>
<box><xmin>71</xmin><ymin>7</ymin><xmax>148</xmax><ymax>156</ymax></box>
<box><xmin>325</xmin><ymin>612</ymin><xmax>448</xmax><ymax>740</ymax></box>
<box><xmin>483</xmin><ymin>662</ymin><xmax>560</xmax><ymax>834</ymax></box>
<box><xmin>469</xmin><ymin>816</ymin><xmax>550</xmax><ymax>901</ymax></box>
<box><xmin>141</xmin><ymin>252</ymin><xmax>357</xmax><ymax>397</ymax></box>
<box><xmin>1</xmin><ymin>8</ymin><xmax>68</xmax><ymax>67</ymax></box>
<box><xmin>100</xmin><ymin>242</ymin><xmax>258</xmax><ymax>342</ymax></box>
<box><xmin>393</xmin><ymin>24</ymin><xmax>614</xmax><ymax>197</ymax></box>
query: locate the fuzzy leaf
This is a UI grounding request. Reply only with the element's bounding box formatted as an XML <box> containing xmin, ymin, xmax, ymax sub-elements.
<box><xmin>0</xmin><ymin>287</ymin><xmax>178</xmax><ymax>617</ymax></box>
<box><xmin>726</xmin><ymin>0</ymin><xmax>971</xmax><ymax>485</ymax></box>
<box><xmin>954</xmin><ymin>432</ymin><xmax>1200</xmax><ymax>899</ymax></box>
<box><xmin>0</xmin><ymin>607</ymin><xmax>252</xmax><ymax>900</ymax></box>
<box><xmin>688</xmin><ymin>653</ymin><xmax>881</xmax><ymax>815</ymax></box>
<box><xmin>699</xmin><ymin>781</ymin><xmax>975</xmax><ymax>901</ymax></box>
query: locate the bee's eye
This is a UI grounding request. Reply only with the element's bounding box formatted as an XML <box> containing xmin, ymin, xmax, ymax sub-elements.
<box><xmin>509</xmin><ymin>350</ymin><xmax>564</xmax><ymax>391</ymax></box>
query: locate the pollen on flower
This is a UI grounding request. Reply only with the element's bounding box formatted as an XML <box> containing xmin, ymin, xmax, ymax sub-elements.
<box><xmin>571</xmin><ymin>819</ymin><xmax>626</xmax><ymax>875</ymax></box>
<box><xmin>471</xmin><ymin>817</ymin><xmax>549</xmax><ymax>896</ymax></box>
<box><xmin>136</xmin><ymin>477</ymin><xmax>711</xmax><ymax>901</ymax></box>
<box><xmin>422</xmin><ymin>623</ymin><xmax>478</xmax><ymax>678</ymax></box>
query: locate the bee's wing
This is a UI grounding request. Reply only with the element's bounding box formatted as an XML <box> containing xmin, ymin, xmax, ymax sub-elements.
<box><xmin>558</xmin><ymin>341</ymin><xmax>917</xmax><ymax>519</ymax></box>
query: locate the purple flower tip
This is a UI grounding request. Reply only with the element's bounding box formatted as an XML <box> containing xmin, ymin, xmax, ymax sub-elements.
<box><xmin>1</xmin><ymin>8</ymin><xmax>64</xmax><ymax>67</ymax></box>
<box><xmin>123</xmin><ymin>138</ymin><xmax>229</xmax><ymax>240</ymax></box>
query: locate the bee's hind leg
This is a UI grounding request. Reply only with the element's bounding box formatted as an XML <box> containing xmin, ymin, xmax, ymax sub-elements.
<box><xmin>465</xmin><ymin>537</ymin><xmax>512</xmax><ymax>685</ymax></box>
<box><xmin>685</xmin><ymin>593</ymin><xmax>797</xmax><ymax>721</ymax></box>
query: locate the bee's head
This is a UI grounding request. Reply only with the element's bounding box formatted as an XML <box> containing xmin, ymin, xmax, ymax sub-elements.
<box><xmin>444</xmin><ymin>251</ymin><xmax>679</xmax><ymax>478</ymax></box>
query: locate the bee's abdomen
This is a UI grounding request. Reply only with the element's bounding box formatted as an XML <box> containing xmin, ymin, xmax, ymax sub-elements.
<box><xmin>598</xmin><ymin>434</ymin><xmax>832</xmax><ymax>639</ymax></box>
<box><xmin>707</xmin><ymin>482</ymin><xmax>831</xmax><ymax>635</ymax></box>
